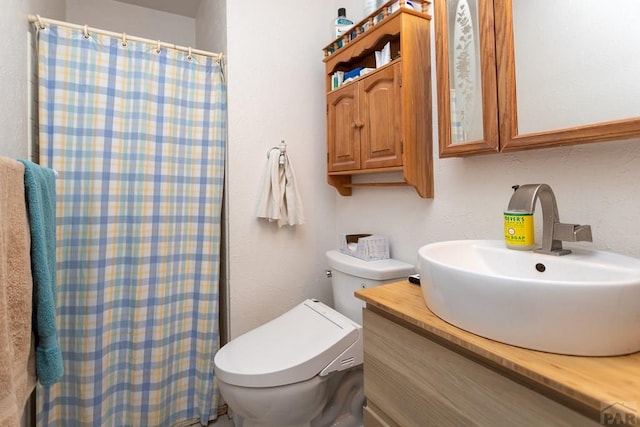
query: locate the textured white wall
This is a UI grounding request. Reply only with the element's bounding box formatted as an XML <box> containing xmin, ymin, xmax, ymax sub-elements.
<box><xmin>225</xmin><ymin>1</ymin><xmax>362</xmax><ymax>338</ymax></box>
<box><xmin>0</xmin><ymin>0</ymin><xmax>65</xmax><ymax>159</ymax></box>
<box><xmin>336</xmin><ymin>139</ymin><xmax>640</xmax><ymax>264</ymax></box>
<box><xmin>195</xmin><ymin>0</ymin><xmax>226</xmax><ymax>54</ymax></box>
<box><xmin>336</xmin><ymin>2</ymin><xmax>640</xmax><ymax>267</ymax></box>
<box><xmin>8</xmin><ymin>0</ymin><xmax>640</xmax><ymax>344</ymax></box>
<box><xmin>65</xmin><ymin>0</ymin><xmax>195</xmax><ymax>46</ymax></box>
<box><xmin>223</xmin><ymin>0</ymin><xmax>640</xmax><ymax>338</ymax></box>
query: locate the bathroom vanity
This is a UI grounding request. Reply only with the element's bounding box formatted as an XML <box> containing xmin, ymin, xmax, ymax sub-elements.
<box><xmin>356</xmin><ymin>281</ymin><xmax>640</xmax><ymax>426</ymax></box>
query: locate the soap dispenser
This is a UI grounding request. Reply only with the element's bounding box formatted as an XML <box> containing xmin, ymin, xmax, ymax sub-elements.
<box><xmin>504</xmin><ymin>185</ymin><xmax>535</xmax><ymax>250</ymax></box>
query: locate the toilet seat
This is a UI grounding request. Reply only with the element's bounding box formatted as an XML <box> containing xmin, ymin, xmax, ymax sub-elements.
<box><xmin>214</xmin><ymin>299</ymin><xmax>362</xmax><ymax>388</ymax></box>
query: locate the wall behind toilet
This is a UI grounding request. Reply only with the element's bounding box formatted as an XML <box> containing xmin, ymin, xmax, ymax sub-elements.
<box><xmin>6</xmin><ymin>0</ymin><xmax>640</xmax><ymax>342</ymax></box>
<box><xmin>224</xmin><ymin>1</ymin><xmax>357</xmax><ymax>338</ymax></box>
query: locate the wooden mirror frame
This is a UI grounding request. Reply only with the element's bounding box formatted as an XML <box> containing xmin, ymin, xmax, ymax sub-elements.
<box><xmin>495</xmin><ymin>0</ymin><xmax>640</xmax><ymax>152</ymax></box>
<box><xmin>435</xmin><ymin>0</ymin><xmax>499</xmax><ymax>157</ymax></box>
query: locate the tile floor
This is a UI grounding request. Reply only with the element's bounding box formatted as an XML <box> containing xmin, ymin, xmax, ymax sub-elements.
<box><xmin>208</xmin><ymin>415</ymin><xmax>234</xmax><ymax>427</ymax></box>
<box><xmin>176</xmin><ymin>414</ymin><xmax>234</xmax><ymax>427</ymax></box>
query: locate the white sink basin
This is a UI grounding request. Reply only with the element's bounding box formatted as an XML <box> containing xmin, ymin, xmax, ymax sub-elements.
<box><xmin>418</xmin><ymin>240</ymin><xmax>640</xmax><ymax>356</ymax></box>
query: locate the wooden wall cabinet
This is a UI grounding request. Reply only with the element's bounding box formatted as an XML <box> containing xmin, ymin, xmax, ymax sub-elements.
<box><xmin>323</xmin><ymin>3</ymin><xmax>433</xmax><ymax>198</ymax></box>
<box><xmin>362</xmin><ymin>307</ymin><xmax>599</xmax><ymax>426</ymax></box>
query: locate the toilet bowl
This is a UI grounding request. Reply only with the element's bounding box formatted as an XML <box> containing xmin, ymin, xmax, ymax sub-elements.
<box><xmin>214</xmin><ymin>250</ymin><xmax>414</xmax><ymax>427</ymax></box>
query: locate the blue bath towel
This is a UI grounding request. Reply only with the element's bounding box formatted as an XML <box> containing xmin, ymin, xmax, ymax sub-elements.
<box><xmin>18</xmin><ymin>160</ymin><xmax>63</xmax><ymax>386</ymax></box>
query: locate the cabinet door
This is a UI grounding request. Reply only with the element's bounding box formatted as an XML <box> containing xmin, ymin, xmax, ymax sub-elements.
<box><xmin>360</xmin><ymin>64</ymin><xmax>403</xmax><ymax>169</ymax></box>
<box><xmin>327</xmin><ymin>84</ymin><xmax>361</xmax><ymax>172</ymax></box>
<box><xmin>363</xmin><ymin>309</ymin><xmax>599</xmax><ymax>426</ymax></box>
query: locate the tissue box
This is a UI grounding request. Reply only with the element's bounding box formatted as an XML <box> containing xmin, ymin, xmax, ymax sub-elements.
<box><xmin>340</xmin><ymin>234</ymin><xmax>390</xmax><ymax>261</ymax></box>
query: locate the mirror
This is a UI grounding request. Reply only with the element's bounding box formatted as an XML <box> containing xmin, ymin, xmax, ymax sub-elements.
<box><xmin>495</xmin><ymin>0</ymin><xmax>640</xmax><ymax>151</ymax></box>
<box><xmin>511</xmin><ymin>1</ymin><xmax>640</xmax><ymax>133</ymax></box>
<box><xmin>435</xmin><ymin>0</ymin><xmax>499</xmax><ymax>157</ymax></box>
<box><xmin>436</xmin><ymin>0</ymin><xmax>640</xmax><ymax>157</ymax></box>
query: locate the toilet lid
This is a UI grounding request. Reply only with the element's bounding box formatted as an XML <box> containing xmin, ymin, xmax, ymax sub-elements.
<box><xmin>214</xmin><ymin>299</ymin><xmax>361</xmax><ymax>388</ymax></box>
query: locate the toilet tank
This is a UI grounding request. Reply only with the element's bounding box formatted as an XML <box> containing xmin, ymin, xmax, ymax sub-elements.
<box><xmin>326</xmin><ymin>250</ymin><xmax>415</xmax><ymax>325</ymax></box>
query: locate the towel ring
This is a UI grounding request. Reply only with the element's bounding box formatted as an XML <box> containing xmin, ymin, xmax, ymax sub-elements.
<box><xmin>267</xmin><ymin>141</ymin><xmax>287</xmax><ymax>165</ymax></box>
<box><xmin>267</xmin><ymin>141</ymin><xmax>287</xmax><ymax>157</ymax></box>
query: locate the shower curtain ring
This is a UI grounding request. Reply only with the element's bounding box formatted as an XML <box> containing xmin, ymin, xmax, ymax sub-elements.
<box><xmin>156</xmin><ymin>40</ymin><xmax>161</xmax><ymax>54</ymax></box>
<box><xmin>36</xmin><ymin>14</ymin><xmax>45</xmax><ymax>29</ymax></box>
<box><xmin>121</xmin><ymin>32</ymin><xmax>128</xmax><ymax>47</ymax></box>
<box><xmin>187</xmin><ymin>47</ymin><xmax>193</xmax><ymax>61</ymax></box>
<box><xmin>83</xmin><ymin>25</ymin><xmax>89</xmax><ymax>39</ymax></box>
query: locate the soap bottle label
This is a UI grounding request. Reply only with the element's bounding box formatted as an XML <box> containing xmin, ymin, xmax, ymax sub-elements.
<box><xmin>504</xmin><ymin>211</ymin><xmax>534</xmax><ymax>250</ymax></box>
<box><xmin>335</xmin><ymin>19</ymin><xmax>354</xmax><ymax>38</ymax></box>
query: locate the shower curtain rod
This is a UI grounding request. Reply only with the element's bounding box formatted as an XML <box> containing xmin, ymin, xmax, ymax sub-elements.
<box><xmin>28</xmin><ymin>14</ymin><xmax>224</xmax><ymax>61</ymax></box>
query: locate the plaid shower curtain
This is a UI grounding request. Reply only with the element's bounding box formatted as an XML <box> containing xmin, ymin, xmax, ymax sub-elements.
<box><xmin>35</xmin><ymin>24</ymin><xmax>226</xmax><ymax>426</ymax></box>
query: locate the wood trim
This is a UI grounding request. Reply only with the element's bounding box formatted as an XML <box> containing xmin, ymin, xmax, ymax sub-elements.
<box><xmin>323</xmin><ymin>2</ymin><xmax>431</xmax><ymax>64</ymax></box>
<box><xmin>328</xmin><ymin>166</ymin><xmax>403</xmax><ymax>175</ymax></box>
<box><xmin>494</xmin><ymin>0</ymin><xmax>640</xmax><ymax>151</ymax></box>
<box><xmin>327</xmin><ymin>175</ymin><xmax>352</xmax><ymax>196</ymax></box>
<box><xmin>345</xmin><ymin>182</ymin><xmax>409</xmax><ymax>188</ymax></box>
<box><xmin>364</xmin><ymin>402</ymin><xmax>401</xmax><ymax>427</ymax></box>
<box><xmin>325</xmin><ymin>14</ymin><xmax>403</xmax><ymax>75</ymax></box>
<box><xmin>400</xmin><ymin>13</ymin><xmax>434</xmax><ymax>198</ymax></box>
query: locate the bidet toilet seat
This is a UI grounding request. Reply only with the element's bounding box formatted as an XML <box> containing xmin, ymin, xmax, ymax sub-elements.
<box><xmin>214</xmin><ymin>299</ymin><xmax>362</xmax><ymax>388</ymax></box>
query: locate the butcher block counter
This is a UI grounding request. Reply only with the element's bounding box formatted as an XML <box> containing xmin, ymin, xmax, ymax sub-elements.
<box><xmin>355</xmin><ymin>281</ymin><xmax>640</xmax><ymax>426</ymax></box>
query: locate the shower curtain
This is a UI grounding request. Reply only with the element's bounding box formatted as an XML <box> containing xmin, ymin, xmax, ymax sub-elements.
<box><xmin>35</xmin><ymin>24</ymin><xmax>226</xmax><ymax>426</ymax></box>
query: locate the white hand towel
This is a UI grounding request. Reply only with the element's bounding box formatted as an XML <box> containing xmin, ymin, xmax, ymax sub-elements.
<box><xmin>282</xmin><ymin>154</ymin><xmax>304</xmax><ymax>227</ymax></box>
<box><xmin>256</xmin><ymin>149</ymin><xmax>305</xmax><ymax>227</ymax></box>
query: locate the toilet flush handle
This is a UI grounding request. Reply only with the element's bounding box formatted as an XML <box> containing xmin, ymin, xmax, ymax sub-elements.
<box><xmin>325</xmin><ymin>270</ymin><xmax>332</xmax><ymax>278</ymax></box>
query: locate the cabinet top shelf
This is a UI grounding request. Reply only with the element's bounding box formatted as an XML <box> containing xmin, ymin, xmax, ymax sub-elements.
<box><xmin>323</xmin><ymin>0</ymin><xmax>431</xmax><ymax>61</ymax></box>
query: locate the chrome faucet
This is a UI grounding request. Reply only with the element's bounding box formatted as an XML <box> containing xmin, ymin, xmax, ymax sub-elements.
<box><xmin>507</xmin><ymin>184</ymin><xmax>593</xmax><ymax>256</ymax></box>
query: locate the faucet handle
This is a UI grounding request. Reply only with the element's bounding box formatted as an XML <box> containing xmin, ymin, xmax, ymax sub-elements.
<box><xmin>553</xmin><ymin>223</ymin><xmax>593</xmax><ymax>243</ymax></box>
<box><xmin>574</xmin><ymin>225</ymin><xmax>593</xmax><ymax>242</ymax></box>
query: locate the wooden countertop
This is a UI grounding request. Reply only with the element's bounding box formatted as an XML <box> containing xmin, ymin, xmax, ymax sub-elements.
<box><xmin>356</xmin><ymin>281</ymin><xmax>640</xmax><ymax>421</ymax></box>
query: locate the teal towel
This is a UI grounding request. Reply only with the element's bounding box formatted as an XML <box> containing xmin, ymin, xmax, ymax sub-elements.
<box><xmin>18</xmin><ymin>160</ymin><xmax>63</xmax><ymax>386</ymax></box>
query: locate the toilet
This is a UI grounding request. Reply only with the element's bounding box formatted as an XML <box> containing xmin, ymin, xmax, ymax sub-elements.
<box><xmin>213</xmin><ymin>250</ymin><xmax>414</xmax><ymax>427</ymax></box>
